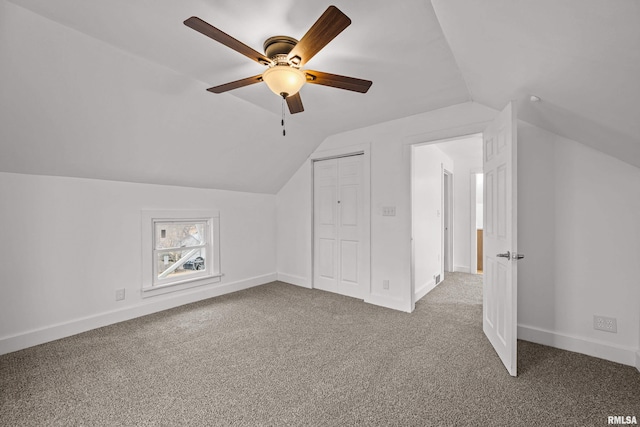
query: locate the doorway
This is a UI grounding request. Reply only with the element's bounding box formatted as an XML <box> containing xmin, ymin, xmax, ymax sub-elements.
<box><xmin>409</xmin><ymin>103</ymin><xmax>519</xmax><ymax>376</ymax></box>
<box><xmin>411</xmin><ymin>133</ymin><xmax>483</xmax><ymax>303</ymax></box>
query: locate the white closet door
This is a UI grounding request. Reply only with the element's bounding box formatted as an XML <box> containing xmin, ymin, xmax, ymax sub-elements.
<box><xmin>313</xmin><ymin>155</ymin><xmax>364</xmax><ymax>298</ymax></box>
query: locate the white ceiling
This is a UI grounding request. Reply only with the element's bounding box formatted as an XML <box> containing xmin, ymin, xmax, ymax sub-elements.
<box><xmin>5</xmin><ymin>0</ymin><xmax>470</xmax><ymax>135</ymax></box>
<box><xmin>1</xmin><ymin>0</ymin><xmax>639</xmax><ymax>193</ymax></box>
<box><xmin>432</xmin><ymin>0</ymin><xmax>640</xmax><ymax>167</ymax></box>
<box><xmin>436</xmin><ymin>134</ymin><xmax>483</xmax><ymax>162</ymax></box>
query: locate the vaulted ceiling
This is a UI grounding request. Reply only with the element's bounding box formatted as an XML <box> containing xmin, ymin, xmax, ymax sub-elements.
<box><xmin>1</xmin><ymin>0</ymin><xmax>638</xmax><ymax>193</ymax></box>
<box><xmin>432</xmin><ymin>0</ymin><xmax>640</xmax><ymax>167</ymax></box>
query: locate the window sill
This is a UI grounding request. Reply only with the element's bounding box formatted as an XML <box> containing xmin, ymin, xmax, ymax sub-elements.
<box><xmin>141</xmin><ymin>274</ymin><xmax>223</xmax><ymax>298</ymax></box>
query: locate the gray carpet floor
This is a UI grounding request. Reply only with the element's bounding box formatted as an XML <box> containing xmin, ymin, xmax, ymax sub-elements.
<box><xmin>1</xmin><ymin>273</ymin><xmax>638</xmax><ymax>426</ymax></box>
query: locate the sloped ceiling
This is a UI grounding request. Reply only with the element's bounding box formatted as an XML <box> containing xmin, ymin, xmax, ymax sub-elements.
<box><xmin>1</xmin><ymin>0</ymin><xmax>638</xmax><ymax>194</ymax></box>
<box><xmin>0</xmin><ymin>0</ymin><xmax>468</xmax><ymax>193</ymax></box>
<box><xmin>432</xmin><ymin>0</ymin><xmax>640</xmax><ymax>168</ymax></box>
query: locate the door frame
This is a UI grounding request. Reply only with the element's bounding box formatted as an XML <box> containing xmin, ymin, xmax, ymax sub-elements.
<box><xmin>469</xmin><ymin>168</ymin><xmax>483</xmax><ymax>274</ymax></box>
<box><xmin>442</xmin><ymin>168</ymin><xmax>454</xmax><ymax>274</ymax></box>
<box><xmin>309</xmin><ymin>144</ymin><xmax>371</xmax><ymax>300</ymax></box>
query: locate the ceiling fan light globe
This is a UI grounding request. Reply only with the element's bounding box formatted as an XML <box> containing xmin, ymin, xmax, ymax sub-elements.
<box><xmin>262</xmin><ymin>66</ymin><xmax>306</xmax><ymax>97</ymax></box>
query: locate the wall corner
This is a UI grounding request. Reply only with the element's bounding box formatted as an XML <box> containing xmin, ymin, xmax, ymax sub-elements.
<box><xmin>276</xmin><ymin>272</ymin><xmax>311</xmax><ymax>289</ymax></box>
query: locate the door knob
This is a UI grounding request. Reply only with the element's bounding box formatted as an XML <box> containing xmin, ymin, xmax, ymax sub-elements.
<box><xmin>496</xmin><ymin>251</ymin><xmax>525</xmax><ymax>261</ymax></box>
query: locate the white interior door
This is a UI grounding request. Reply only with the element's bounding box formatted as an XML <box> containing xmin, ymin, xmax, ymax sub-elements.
<box><xmin>483</xmin><ymin>102</ymin><xmax>519</xmax><ymax>376</ymax></box>
<box><xmin>313</xmin><ymin>155</ymin><xmax>364</xmax><ymax>298</ymax></box>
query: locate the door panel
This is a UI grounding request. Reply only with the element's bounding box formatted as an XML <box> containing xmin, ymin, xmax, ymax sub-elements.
<box><xmin>319</xmin><ymin>187</ymin><xmax>336</xmax><ymax>225</ymax></box>
<box><xmin>497</xmin><ymin>263</ymin><xmax>508</xmax><ymax>345</ymax></box>
<box><xmin>485</xmin><ymin>171</ymin><xmax>495</xmax><ymax>235</ymax></box>
<box><xmin>318</xmin><ymin>239</ymin><xmax>336</xmax><ymax>279</ymax></box>
<box><xmin>340</xmin><ymin>185</ymin><xmax>359</xmax><ymax>226</ymax></box>
<box><xmin>314</xmin><ymin>159</ymin><xmax>338</xmax><ymax>292</ymax></box>
<box><xmin>483</xmin><ymin>102</ymin><xmax>518</xmax><ymax>376</ymax></box>
<box><xmin>497</xmin><ymin>165</ymin><xmax>507</xmax><ymax>238</ymax></box>
<box><xmin>340</xmin><ymin>240</ymin><xmax>359</xmax><ymax>284</ymax></box>
<box><xmin>485</xmin><ymin>257</ymin><xmax>495</xmax><ymax>328</ymax></box>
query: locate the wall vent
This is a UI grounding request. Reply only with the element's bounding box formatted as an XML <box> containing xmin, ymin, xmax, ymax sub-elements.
<box><xmin>434</xmin><ymin>274</ymin><xmax>441</xmax><ymax>285</ymax></box>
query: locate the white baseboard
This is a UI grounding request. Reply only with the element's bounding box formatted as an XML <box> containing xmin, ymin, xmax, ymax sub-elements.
<box><xmin>415</xmin><ymin>279</ymin><xmax>436</xmax><ymax>303</ymax></box>
<box><xmin>0</xmin><ymin>273</ymin><xmax>276</xmax><ymax>356</ymax></box>
<box><xmin>279</xmin><ymin>273</ymin><xmax>412</xmax><ymax>313</ymax></box>
<box><xmin>518</xmin><ymin>324</ymin><xmax>637</xmax><ymax>367</ymax></box>
<box><xmin>277</xmin><ymin>272</ymin><xmax>311</xmax><ymax>289</ymax></box>
<box><xmin>365</xmin><ymin>294</ymin><xmax>412</xmax><ymax>313</ymax></box>
<box><xmin>454</xmin><ymin>266</ymin><xmax>471</xmax><ymax>273</ymax></box>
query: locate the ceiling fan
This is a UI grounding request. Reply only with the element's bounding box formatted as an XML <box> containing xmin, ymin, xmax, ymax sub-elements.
<box><xmin>184</xmin><ymin>5</ymin><xmax>373</xmax><ymax>115</ymax></box>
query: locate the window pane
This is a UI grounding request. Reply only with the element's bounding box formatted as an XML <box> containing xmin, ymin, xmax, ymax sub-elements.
<box><xmin>155</xmin><ymin>222</ymin><xmax>206</xmax><ymax>250</ymax></box>
<box><xmin>156</xmin><ymin>248</ymin><xmax>206</xmax><ymax>280</ymax></box>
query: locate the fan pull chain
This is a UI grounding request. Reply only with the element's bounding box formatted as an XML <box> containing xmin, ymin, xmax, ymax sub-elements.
<box><xmin>281</xmin><ymin>95</ymin><xmax>286</xmax><ymax>136</ymax></box>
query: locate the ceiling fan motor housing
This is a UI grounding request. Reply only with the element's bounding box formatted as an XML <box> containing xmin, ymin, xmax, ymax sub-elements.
<box><xmin>263</xmin><ymin>36</ymin><xmax>299</xmax><ymax>64</ymax></box>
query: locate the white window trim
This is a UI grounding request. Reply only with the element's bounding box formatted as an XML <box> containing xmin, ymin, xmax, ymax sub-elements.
<box><xmin>141</xmin><ymin>210</ymin><xmax>221</xmax><ymax>298</ymax></box>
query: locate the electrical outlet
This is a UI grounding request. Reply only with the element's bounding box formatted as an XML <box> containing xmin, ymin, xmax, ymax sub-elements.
<box><xmin>115</xmin><ymin>288</ymin><xmax>126</xmax><ymax>301</ymax></box>
<box><xmin>383</xmin><ymin>280</ymin><xmax>389</xmax><ymax>290</ymax></box>
<box><xmin>593</xmin><ymin>315</ymin><xmax>617</xmax><ymax>333</ymax></box>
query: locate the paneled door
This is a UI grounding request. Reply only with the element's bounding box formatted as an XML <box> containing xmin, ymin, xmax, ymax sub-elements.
<box><xmin>483</xmin><ymin>102</ymin><xmax>521</xmax><ymax>376</ymax></box>
<box><xmin>313</xmin><ymin>155</ymin><xmax>364</xmax><ymax>299</ymax></box>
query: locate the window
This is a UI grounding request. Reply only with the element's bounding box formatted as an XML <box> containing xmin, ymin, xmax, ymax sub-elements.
<box><xmin>142</xmin><ymin>210</ymin><xmax>221</xmax><ymax>296</ymax></box>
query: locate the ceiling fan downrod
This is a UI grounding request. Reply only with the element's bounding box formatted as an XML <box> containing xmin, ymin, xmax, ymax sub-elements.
<box><xmin>281</xmin><ymin>94</ymin><xmax>286</xmax><ymax>137</ymax></box>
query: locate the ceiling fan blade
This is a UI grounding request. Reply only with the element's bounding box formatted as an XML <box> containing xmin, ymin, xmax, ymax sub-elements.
<box><xmin>287</xmin><ymin>6</ymin><xmax>351</xmax><ymax>66</ymax></box>
<box><xmin>206</xmin><ymin>75</ymin><xmax>263</xmax><ymax>94</ymax></box>
<box><xmin>184</xmin><ymin>17</ymin><xmax>271</xmax><ymax>65</ymax></box>
<box><xmin>305</xmin><ymin>71</ymin><xmax>372</xmax><ymax>93</ymax></box>
<box><xmin>286</xmin><ymin>93</ymin><xmax>304</xmax><ymax>114</ymax></box>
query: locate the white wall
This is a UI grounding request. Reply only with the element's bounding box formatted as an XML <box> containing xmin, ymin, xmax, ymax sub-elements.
<box><xmin>276</xmin><ymin>102</ymin><xmax>497</xmax><ymax>312</ymax></box>
<box><xmin>517</xmin><ymin>124</ymin><xmax>640</xmax><ymax>366</ymax></box>
<box><xmin>0</xmin><ymin>172</ymin><xmax>277</xmax><ymax>355</ymax></box>
<box><xmin>0</xmin><ymin>1</ymin><xmax>322</xmax><ymax>194</ymax></box>
<box><xmin>276</xmin><ymin>102</ymin><xmax>640</xmax><ymax>366</ymax></box>
<box><xmin>476</xmin><ymin>175</ymin><xmax>484</xmax><ymax>229</ymax></box>
<box><xmin>412</xmin><ymin>144</ymin><xmax>453</xmax><ymax>300</ymax></box>
<box><xmin>276</xmin><ymin>163</ymin><xmax>312</xmax><ymax>288</ymax></box>
<box><xmin>451</xmin><ymin>154</ymin><xmax>483</xmax><ymax>273</ymax></box>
